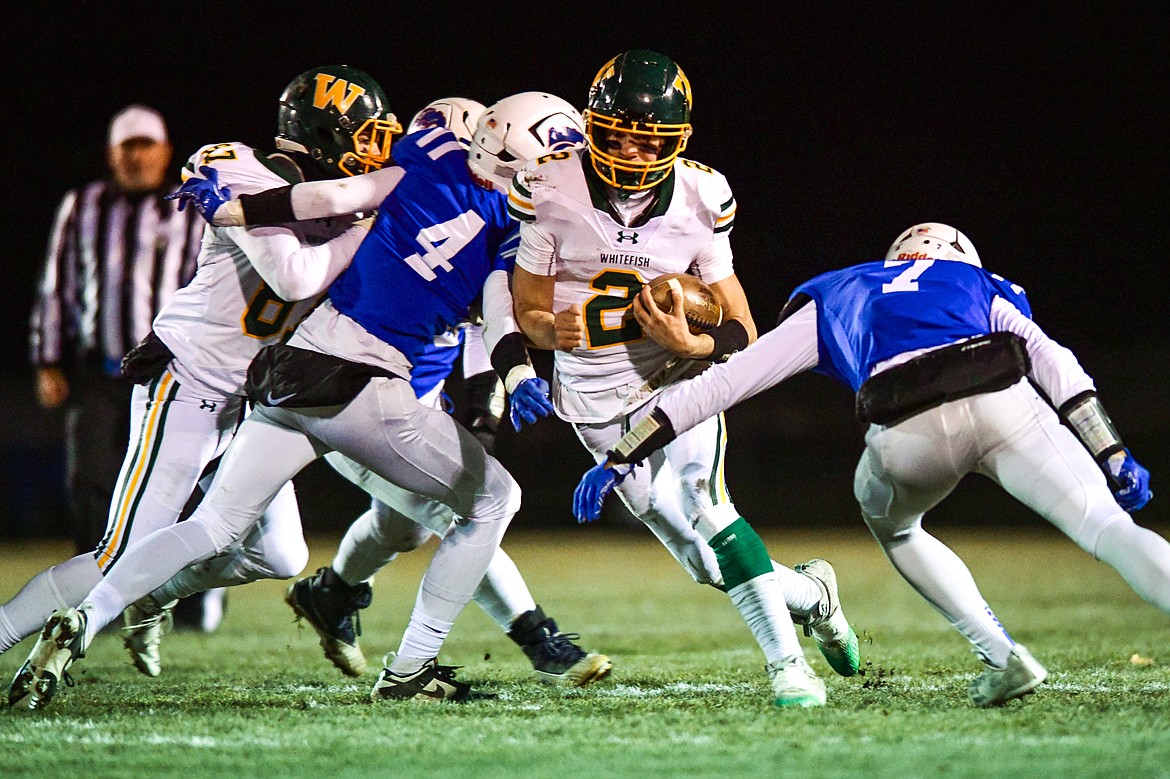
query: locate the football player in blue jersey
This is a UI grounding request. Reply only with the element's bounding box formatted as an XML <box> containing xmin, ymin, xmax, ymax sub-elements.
<box><xmin>16</xmin><ymin>93</ymin><xmax>593</xmax><ymax>707</ymax></box>
<box><xmin>575</xmin><ymin>222</ymin><xmax>1163</xmax><ymax>708</ymax></box>
<box><xmin>281</xmin><ymin>97</ymin><xmax>610</xmax><ymax>689</ymax></box>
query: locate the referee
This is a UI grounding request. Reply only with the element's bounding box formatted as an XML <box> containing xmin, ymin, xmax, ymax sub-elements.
<box><xmin>29</xmin><ymin>106</ymin><xmax>201</xmax><ymax>557</ymax></box>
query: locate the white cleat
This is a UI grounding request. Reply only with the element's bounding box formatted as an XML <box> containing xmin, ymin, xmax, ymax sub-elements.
<box><xmin>766</xmin><ymin>655</ymin><xmax>827</xmax><ymax>708</ymax></box>
<box><xmin>9</xmin><ymin>607</ymin><xmax>89</xmax><ymax>711</ymax></box>
<box><xmin>122</xmin><ymin>596</ymin><xmax>177</xmax><ymax>677</ymax></box>
<box><xmin>795</xmin><ymin>559</ymin><xmax>861</xmax><ymax>677</ymax></box>
<box><xmin>968</xmin><ymin>644</ymin><xmax>1048</xmax><ymax>707</ymax></box>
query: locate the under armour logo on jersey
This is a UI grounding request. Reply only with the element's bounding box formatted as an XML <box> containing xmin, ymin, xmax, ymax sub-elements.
<box><xmin>616</xmin><ymin>231</ymin><xmax>639</xmax><ymax>244</ymax></box>
<box><xmin>200</xmin><ymin>400</ymin><xmax>218</xmax><ymax>412</ymax></box>
<box><xmin>313</xmin><ymin>74</ymin><xmax>366</xmax><ymax>113</ymax></box>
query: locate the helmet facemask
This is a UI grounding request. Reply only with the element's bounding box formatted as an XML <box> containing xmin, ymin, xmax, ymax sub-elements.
<box><xmin>584</xmin><ymin>50</ymin><xmax>693</xmax><ymax>192</ymax></box>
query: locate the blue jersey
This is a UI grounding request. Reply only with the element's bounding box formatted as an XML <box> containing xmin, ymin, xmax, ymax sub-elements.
<box><xmin>793</xmin><ymin>260</ymin><xmax>1032</xmax><ymax>391</ymax></box>
<box><xmin>327</xmin><ymin>128</ymin><xmax>514</xmax><ymax>368</ymax></box>
<box><xmin>404</xmin><ymin>226</ymin><xmax>521</xmax><ymax>399</ymax></box>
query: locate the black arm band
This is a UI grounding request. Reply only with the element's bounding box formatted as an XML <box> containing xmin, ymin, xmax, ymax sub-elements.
<box><xmin>609</xmin><ymin>408</ymin><xmax>677</xmax><ymax>464</ymax></box>
<box><xmin>490</xmin><ymin>332</ymin><xmax>531</xmax><ymax>382</ymax></box>
<box><xmin>707</xmin><ymin>319</ymin><xmax>750</xmax><ymax>362</ymax></box>
<box><xmin>238</xmin><ymin>185</ymin><xmax>297</xmax><ymax>225</ymax></box>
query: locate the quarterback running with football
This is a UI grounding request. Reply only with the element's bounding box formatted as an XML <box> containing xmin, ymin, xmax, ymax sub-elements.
<box><xmin>509</xmin><ymin>49</ymin><xmax>859</xmax><ymax>707</ymax></box>
<box><xmin>12</xmin><ymin>90</ymin><xmax>598</xmax><ymax>709</ymax></box>
<box><xmin>2</xmin><ymin>65</ymin><xmax>387</xmax><ymax>687</ymax></box>
<box><xmin>576</xmin><ymin>222</ymin><xmax>1164</xmax><ymax>707</ymax></box>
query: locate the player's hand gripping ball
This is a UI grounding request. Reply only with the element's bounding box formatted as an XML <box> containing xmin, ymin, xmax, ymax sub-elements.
<box><xmin>646</xmin><ymin>273</ymin><xmax>722</xmax><ymax>335</ymax></box>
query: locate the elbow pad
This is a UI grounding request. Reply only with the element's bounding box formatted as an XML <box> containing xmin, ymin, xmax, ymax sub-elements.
<box><xmin>1058</xmin><ymin>391</ymin><xmax>1124</xmax><ymax>463</ymax></box>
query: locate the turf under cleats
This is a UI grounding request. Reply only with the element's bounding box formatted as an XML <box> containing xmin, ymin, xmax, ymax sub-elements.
<box><xmin>766</xmin><ymin>655</ymin><xmax>827</xmax><ymax>708</ymax></box>
<box><xmin>507</xmin><ymin>606</ymin><xmax>613</xmax><ymax>687</ymax></box>
<box><xmin>9</xmin><ymin>607</ymin><xmax>89</xmax><ymax>711</ymax></box>
<box><xmin>122</xmin><ymin>596</ymin><xmax>177</xmax><ymax>677</ymax></box>
<box><xmin>968</xmin><ymin>643</ymin><xmax>1048</xmax><ymax>708</ymax></box>
<box><xmin>285</xmin><ymin>567</ymin><xmax>372</xmax><ymax>677</ymax></box>
<box><xmin>794</xmin><ymin>559</ymin><xmax>861</xmax><ymax>677</ymax></box>
<box><xmin>370</xmin><ymin>657</ymin><xmax>492</xmax><ymax>703</ymax></box>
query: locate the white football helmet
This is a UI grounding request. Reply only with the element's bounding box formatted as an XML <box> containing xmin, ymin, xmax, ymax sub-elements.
<box><xmin>467</xmin><ymin>92</ymin><xmax>586</xmax><ymax>192</ymax></box>
<box><xmin>884</xmin><ymin>222</ymin><xmax>981</xmax><ymax>267</ymax></box>
<box><xmin>407</xmin><ymin>97</ymin><xmax>486</xmax><ymax>148</ymax></box>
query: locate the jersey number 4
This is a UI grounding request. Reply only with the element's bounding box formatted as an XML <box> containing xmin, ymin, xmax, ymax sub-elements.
<box><xmin>402</xmin><ymin>210</ymin><xmax>486</xmax><ymax>281</ymax></box>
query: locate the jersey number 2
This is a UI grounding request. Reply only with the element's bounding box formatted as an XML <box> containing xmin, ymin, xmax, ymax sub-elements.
<box><xmin>583</xmin><ymin>269</ymin><xmax>644</xmax><ymax>348</ymax></box>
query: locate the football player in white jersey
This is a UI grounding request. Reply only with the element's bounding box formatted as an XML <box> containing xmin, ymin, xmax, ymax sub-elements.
<box><xmin>11</xmin><ymin>91</ymin><xmax>600</xmax><ymax>709</ymax></box>
<box><xmin>280</xmin><ymin>96</ymin><xmax>611</xmax><ymax>687</ymax></box>
<box><xmin>509</xmin><ymin>50</ymin><xmax>858</xmax><ymax>707</ymax></box>
<box><xmin>4</xmin><ymin>64</ymin><xmax>395</xmax><ymax>697</ymax></box>
<box><xmin>576</xmin><ymin>222</ymin><xmax>1164</xmax><ymax>708</ymax></box>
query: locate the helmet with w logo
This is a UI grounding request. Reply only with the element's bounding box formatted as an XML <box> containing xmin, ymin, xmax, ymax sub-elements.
<box><xmin>585</xmin><ymin>50</ymin><xmax>693</xmax><ymax>191</ymax></box>
<box><xmin>275</xmin><ymin>65</ymin><xmax>402</xmax><ymax>179</ymax></box>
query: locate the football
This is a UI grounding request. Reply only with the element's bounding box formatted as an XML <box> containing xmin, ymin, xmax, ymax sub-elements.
<box><xmin>646</xmin><ymin>273</ymin><xmax>723</xmax><ymax>334</ymax></box>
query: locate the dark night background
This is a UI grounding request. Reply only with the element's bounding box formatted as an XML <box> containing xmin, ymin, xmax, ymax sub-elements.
<box><xmin>2</xmin><ymin>4</ymin><xmax>1166</xmax><ymax>539</ymax></box>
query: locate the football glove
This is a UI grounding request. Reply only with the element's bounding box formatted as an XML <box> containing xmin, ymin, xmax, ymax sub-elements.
<box><xmin>1105</xmin><ymin>449</ymin><xmax>1153</xmax><ymax>513</ymax></box>
<box><xmin>573</xmin><ymin>460</ymin><xmax>633</xmax><ymax>524</ymax></box>
<box><xmin>166</xmin><ymin>165</ymin><xmax>231</xmax><ymax>223</ymax></box>
<box><xmin>508</xmin><ymin>377</ymin><xmax>555</xmax><ymax>431</ymax></box>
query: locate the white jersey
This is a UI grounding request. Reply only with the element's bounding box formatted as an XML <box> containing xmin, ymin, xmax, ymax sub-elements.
<box><xmin>154</xmin><ymin>142</ymin><xmax>367</xmax><ymax>396</ymax></box>
<box><xmin>511</xmin><ymin>148</ymin><xmax>736</xmax><ymax>419</ymax></box>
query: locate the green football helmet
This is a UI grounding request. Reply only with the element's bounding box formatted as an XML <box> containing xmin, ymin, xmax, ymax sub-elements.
<box><xmin>275</xmin><ymin>65</ymin><xmax>402</xmax><ymax>179</ymax></box>
<box><xmin>584</xmin><ymin>49</ymin><xmax>693</xmax><ymax>191</ymax></box>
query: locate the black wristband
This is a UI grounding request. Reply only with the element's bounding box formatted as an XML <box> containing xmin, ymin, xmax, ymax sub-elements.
<box><xmin>707</xmin><ymin>319</ymin><xmax>750</xmax><ymax>362</ymax></box>
<box><xmin>490</xmin><ymin>332</ymin><xmax>531</xmax><ymax>382</ymax></box>
<box><xmin>239</xmin><ymin>185</ymin><xmax>297</xmax><ymax>225</ymax></box>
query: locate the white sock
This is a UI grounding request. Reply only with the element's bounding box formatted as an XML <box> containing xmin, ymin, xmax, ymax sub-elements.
<box><xmin>333</xmin><ymin>508</ymin><xmax>400</xmax><ymax>585</ymax></box>
<box><xmin>472</xmin><ymin>549</ymin><xmax>536</xmax><ymax>631</ymax></box>
<box><xmin>772</xmin><ymin>561</ymin><xmax>822</xmax><ymax>616</ymax></box>
<box><xmin>393</xmin><ymin>612</ymin><xmax>455</xmax><ymax>672</ymax></box>
<box><xmin>0</xmin><ymin>554</ymin><xmax>103</xmax><ymax>652</ymax></box>
<box><xmin>727</xmin><ymin>571</ymin><xmax>804</xmax><ymax>664</ymax></box>
<box><xmin>882</xmin><ymin>526</ymin><xmax>1013</xmax><ymax>661</ymax></box>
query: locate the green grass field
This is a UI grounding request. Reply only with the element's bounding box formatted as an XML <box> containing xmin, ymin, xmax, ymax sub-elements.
<box><xmin>1</xmin><ymin>525</ymin><xmax>1168</xmax><ymax>778</ymax></box>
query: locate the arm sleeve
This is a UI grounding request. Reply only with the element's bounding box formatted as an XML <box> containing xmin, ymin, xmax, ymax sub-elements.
<box><xmin>989</xmin><ymin>295</ymin><xmax>1094</xmax><ymax>406</ymax></box>
<box><xmin>513</xmin><ymin>219</ymin><xmax>559</xmax><ymax>276</ymax></box>
<box><xmin>658</xmin><ymin>301</ymin><xmax>820</xmax><ymax>433</ymax></box>
<box><xmin>288</xmin><ymin>166</ymin><xmax>404</xmax><ymax>220</ymax></box>
<box><xmin>482</xmin><ymin>269</ymin><xmax>521</xmax><ymax>355</ymax></box>
<box><xmin>30</xmin><ymin>191</ymin><xmax>78</xmax><ymax>366</ymax></box>
<box><xmin>225</xmin><ymin>222</ymin><xmax>370</xmax><ymax>301</ymax></box>
<box><xmin>461</xmin><ymin>323</ymin><xmax>493</xmax><ymax>377</ymax></box>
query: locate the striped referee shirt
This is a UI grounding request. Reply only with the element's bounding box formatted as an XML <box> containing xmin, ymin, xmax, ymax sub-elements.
<box><xmin>30</xmin><ymin>179</ymin><xmax>203</xmax><ymax>376</ymax></box>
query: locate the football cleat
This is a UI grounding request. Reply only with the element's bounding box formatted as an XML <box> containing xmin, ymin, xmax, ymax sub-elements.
<box><xmin>370</xmin><ymin>656</ymin><xmax>492</xmax><ymax>703</ymax></box>
<box><xmin>9</xmin><ymin>607</ymin><xmax>89</xmax><ymax>711</ymax></box>
<box><xmin>766</xmin><ymin>655</ymin><xmax>827</xmax><ymax>708</ymax></box>
<box><xmin>794</xmin><ymin>559</ymin><xmax>861</xmax><ymax>677</ymax></box>
<box><xmin>507</xmin><ymin>606</ymin><xmax>612</xmax><ymax>687</ymax></box>
<box><xmin>285</xmin><ymin>567</ymin><xmax>372</xmax><ymax>677</ymax></box>
<box><xmin>968</xmin><ymin>644</ymin><xmax>1048</xmax><ymax>708</ymax></box>
<box><xmin>122</xmin><ymin>596</ymin><xmax>177</xmax><ymax>677</ymax></box>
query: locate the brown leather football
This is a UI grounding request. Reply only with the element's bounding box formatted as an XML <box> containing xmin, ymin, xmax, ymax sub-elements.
<box><xmin>647</xmin><ymin>273</ymin><xmax>723</xmax><ymax>334</ymax></box>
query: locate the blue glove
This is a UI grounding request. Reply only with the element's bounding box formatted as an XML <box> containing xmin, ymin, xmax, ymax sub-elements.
<box><xmin>1106</xmin><ymin>449</ymin><xmax>1153</xmax><ymax>513</ymax></box>
<box><xmin>573</xmin><ymin>460</ymin><xmax>632</xmax><ymax>524</ymax></box>
<box><xmin>165</xmin><ymin>165</ymin><xmax>231</xmax><ymax>223</ymax></box>
<box><xmin>509</xmin><ymin>377</ymin><xmax>555</xmax><ymax>431</ymax></box>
